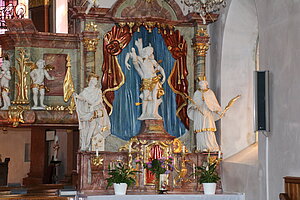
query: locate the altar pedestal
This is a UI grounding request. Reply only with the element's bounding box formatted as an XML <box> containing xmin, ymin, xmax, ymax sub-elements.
<box><xmin>137</xmin><ymin>119</ymin><xmax>175</xmax><ymax>141</ymax></box>
<box><xmin>77</xmin><ymin>120</ymin><xmax>222</xmax><ymax>194</ymax></box>
<box><xmin>77</xmin><ymin>151</ymin><xmax>128</xmax><ymax>193</ymax></box>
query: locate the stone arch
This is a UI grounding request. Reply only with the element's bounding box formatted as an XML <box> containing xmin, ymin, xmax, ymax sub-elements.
<box><xmin>219</xmin><ymin>0</ymin><xmax>259</xmax><ymax>158</ymax></box>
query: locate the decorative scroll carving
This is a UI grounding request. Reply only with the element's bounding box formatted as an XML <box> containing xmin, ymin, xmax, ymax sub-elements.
<box><xmin>85</xmin><ymin>21</ymin><xmax>98</xmax><ymax>32</ymax></box>
<box><xmin>8</xmin><ymin>105</ymin><xmax>30</xmax><ymax>127</ymax></box>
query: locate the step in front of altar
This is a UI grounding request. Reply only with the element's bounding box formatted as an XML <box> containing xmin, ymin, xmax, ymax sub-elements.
<box><xmin>84</xmin><ymin>193</ymin><xmax>245</xmax><ymax>200</ymax></box>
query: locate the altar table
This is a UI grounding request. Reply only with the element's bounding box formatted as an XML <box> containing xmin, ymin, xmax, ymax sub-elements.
<box><xmin>86</xmin><ymin>193</ymin><xmax>245</xmax><ymax>200</ymax></box>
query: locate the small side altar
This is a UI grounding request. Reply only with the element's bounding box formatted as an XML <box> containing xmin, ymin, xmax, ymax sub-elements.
<box><xmin>77</xmin><ymin>120</ymin><xmax>222</xmax><ymax>194</ymax></box>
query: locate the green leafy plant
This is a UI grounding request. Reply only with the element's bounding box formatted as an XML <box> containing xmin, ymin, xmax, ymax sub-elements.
<box><xmin>195</xmin><ymin>162</ymin><xmax>220</xmax><ymax>183</ymax></box>
<box><xmin>106</xmin><ymin>162</ymin><xmax>140</xmax><ymax>189</ymax></box>
<box><xmin>194</xmin><ymin>153</ymin><xmax>221</xmax><ymax>184</ymax></box>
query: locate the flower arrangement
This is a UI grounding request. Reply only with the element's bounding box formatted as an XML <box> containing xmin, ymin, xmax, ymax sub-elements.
<box><xmin>137</xmin><ymin>157</ymin><xmax>174</xmax><ymax>179</ymax></box>
<box><xmin>195</xmin><ymin>153</ymin><xmax>221</xmax><ymax>184</ymax></box>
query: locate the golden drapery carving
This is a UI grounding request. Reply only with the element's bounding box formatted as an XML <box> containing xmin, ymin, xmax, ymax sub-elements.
<box><xmin>63</xmin><ymin>55</ymin><xmax>76</xmax><ymax>114</ymax></box>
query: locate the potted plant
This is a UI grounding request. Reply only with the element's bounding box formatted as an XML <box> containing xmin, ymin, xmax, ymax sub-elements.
<box><xmin>106</xmin><ymin>162</ymin><xmax>140</xmax><ymax>195</ymax></box>
<box><xmin>195</xmin><ymin>153</ymin><xmax>221</xmax><ymax>194</ymax></box>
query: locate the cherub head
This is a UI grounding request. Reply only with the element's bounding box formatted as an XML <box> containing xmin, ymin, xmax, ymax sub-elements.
<box><xmin>36</xmin><ymin>59</ymin><xmax>45</xmax><ymax>69</ymax></box>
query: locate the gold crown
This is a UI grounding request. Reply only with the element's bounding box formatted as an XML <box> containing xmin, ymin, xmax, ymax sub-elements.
<box><xmin>88</xmin><ymin>73</ymin><xmax>100</xmax><ymax>81</ymax></box>
<box><xmin>197</xmin><ymin>76</ymin><xmax>206</xmax><ymax>81</ymax></box>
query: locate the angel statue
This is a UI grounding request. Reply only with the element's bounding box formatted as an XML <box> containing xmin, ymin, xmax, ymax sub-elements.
<box><xmin>125</xmin><ymin>38</ymin><xmax>166</xmax><ymax>120</ymax></box>
<box><xmin>83</xmin><ymin>0</ymin><xmax>101</xmax><ymax>14</ymax></box>
<box><xmin>30</xmin><ymin>59</ymin><xmax>55</xmax><ymax>109</ymax></box>
<box><xmin>187</xmin><ymin>79</ymin><xmax>240</xmax><ymax>152</ymax></box>
<box><xmin>0</xmin><ymin>60</ymin><xmax>11</xmax><ymax>110</ymax></box>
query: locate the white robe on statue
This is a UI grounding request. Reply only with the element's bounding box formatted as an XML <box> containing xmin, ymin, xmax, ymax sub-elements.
<box><xmin>75</xmin><ymin>86</ymin><xmax>111</xmax><ymax>151</ymax></box>
<box><xmin>188</xmin><ymin>88</ymin><xmax>222</xmax><ymax>152</ymax></box>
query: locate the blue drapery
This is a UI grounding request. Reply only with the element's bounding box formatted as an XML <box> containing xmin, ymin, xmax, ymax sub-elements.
<box><xmin>110</xmin><ymin>27</ymin><xmax>187</xmax><ymax>140</ymax></box>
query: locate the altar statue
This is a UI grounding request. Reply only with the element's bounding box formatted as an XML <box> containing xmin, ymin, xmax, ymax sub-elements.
<box><xmin>53</xmin><ymin>135</ymin><xmax>60</xmax><ymax>161</ymax></box>
<box><xmin>74</xmin><ymin>73</ymin><xmax>111</xmax><ymax>151</ymax></box>
<box><xmin>84</xmin><ymin>0</ymin><xmax>101</xmax><ymax>14</ymax></box>
<box><xmin>30</xmin><ymin>59</ymin><xmax>55</xmax><ymax>109</ymax></box>
<box><xmin>0</xmin><ymin>60</ymin><xmax>11</xmax><ymax>110</ymax></box>
<box><xmin>125</xmin><ymin>38</ymin><xmax>166</xmax><ymax>120</ymax></box>
<box><xmin>187</xmin><ymin>80</ymin><xmax>222</xmax><ymax>152</ymax></box>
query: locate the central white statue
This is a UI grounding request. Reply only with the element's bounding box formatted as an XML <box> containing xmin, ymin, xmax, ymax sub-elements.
<box><xmin>74</xmin><ymin>74</ymin><xmax>111</xmax><ymax>151</ymax></box>
<box><xmin>125</xmin><ymin>38</ymin><xmax>166</xmax><ymax>120</ymax></box>
<box><xmin>0</xmin><ymin>60</ymin><xmax>11</xmax><ymax>110</ymax></box>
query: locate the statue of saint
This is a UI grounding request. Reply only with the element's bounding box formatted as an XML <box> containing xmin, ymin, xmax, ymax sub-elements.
<box><xmin>85</xmin><ymin>0</ymin><xmax>101</xmax><ymax>14</ymax></box>
<box><xmin>30</xmin><ymin>59</ymin><xmax>55</xmax><ymax>109</ymax></box>
<box><xmin>0</xmin><ymin>60</ymin><xmax>11</xmax><ymax>110</ymax></box>
<box><xmin>74</xmin><ymin>74</ymin><xmax>111</xmax><ymax>151</ymax></box>
<box><xmin>125</xmin><ymin>38</ymin><xmax>166</xmax><ymax>120</ymax></box>
<box><xmin>187</xmin><ymin>80</ymin><xmax>222</xmax><ymax>152</ymax></box>
<box><xmin>53</xmin><ymin>135</ymin><xmax>60</xmax><ymax>161</ymax></box>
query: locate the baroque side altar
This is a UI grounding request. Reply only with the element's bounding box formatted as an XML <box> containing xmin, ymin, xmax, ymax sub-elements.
<box><xmin>0</xmin><ymin>0</ymin><xmax>233</xmax><ymax>195</ymax></box>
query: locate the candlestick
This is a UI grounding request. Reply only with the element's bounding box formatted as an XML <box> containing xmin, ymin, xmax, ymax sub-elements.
<box><xmin>192</xmin><ymin>163</ymin><xmax>196</xmax><ymax>179</ymax></box>
<box><xmin>129</xmin><ymin>144</ymin><xmax>131</xmax><ymax>153</ymax></box>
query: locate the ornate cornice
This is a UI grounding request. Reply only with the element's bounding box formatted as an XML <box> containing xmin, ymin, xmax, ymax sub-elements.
<box><xmin>0</xmin><ymin>32</ymin><xmax>80</xmax><ymax>50</ymax></box>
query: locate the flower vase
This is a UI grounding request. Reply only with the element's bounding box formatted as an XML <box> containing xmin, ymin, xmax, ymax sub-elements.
<box><xmin>113</xmin><ymin>183</ymin><xmax>128</xmax><ymax>195</ymax></box>
<box><xmin>202</xmin><ymin>183</ymin><xmax>216</xmax><ymax>195</ymax></box>
<box><xmin>155</xmin><ymin>174</ymin><xmax>168</xmax><ymax>194</ymax></box>
<box><xmin>154</xmin><ymin>174</ymin><xmax>160</xmax><ymax>193</ymax></box>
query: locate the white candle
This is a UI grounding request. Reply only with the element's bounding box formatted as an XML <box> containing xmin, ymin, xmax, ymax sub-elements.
<box><xmin>218</xmin><ymin>151</ymin><xmax>221</xmax><ymax>159</ymax></box>
<box><xmin>182</xmin><ymin>146</ymin><xmax>185</xmax><ymax>154</ymax></box>
<box><xmin>129</xmin><ymin>145</ymin><xmax>131</xmax><ymax>153</ymax></box>
<box><xmin>96</xmin><ymin>148</ymin><xmax>99</xmax><ymax>157</ymax></box>
<box><xmin>192</xmin><ymin>163</ymin><xmax>196</xmax><ymax>178</ymax></box>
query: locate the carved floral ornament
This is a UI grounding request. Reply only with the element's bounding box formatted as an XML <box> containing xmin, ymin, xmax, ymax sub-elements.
<box><xmin>193</xmin><ymin>42</ymin><xmax>210</xmax><ymax>56</ymax></box>
<box><xmin>82</xmin><ymin>38</ymin><xmax>99</xmax><ymax>51</ymax></box>
<box><xmin>85</xmin><ymin>21</ymin><xmax>98</xmax><ymax>32</ymax></box>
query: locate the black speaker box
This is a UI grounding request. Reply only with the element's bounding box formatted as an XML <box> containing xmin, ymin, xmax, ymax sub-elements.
<box><xmin>254</xmin><ymin>71</ymin><xmax>270</xmax><ymax>132</ymax></box>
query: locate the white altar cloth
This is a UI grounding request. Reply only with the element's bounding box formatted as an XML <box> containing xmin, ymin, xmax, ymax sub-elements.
<box><xmin>87</xmin><ymin>193</ymin><xmax>245</xmax><ymax>200</ymax></box>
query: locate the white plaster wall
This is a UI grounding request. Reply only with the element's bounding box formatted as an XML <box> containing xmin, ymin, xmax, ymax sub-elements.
<box><xmin>208</xmin><ymin>0</ymin><xmax>262</xmax><ymax>199</ymax></box>
<box><xmin>220</xmin><ymin>0</ymin><xmax>258</xmax><ymax>159</ymax></box>
<box><xmin>254</xmin><ymin>1</ymin><xmax>300</xmax><ymax>199</ymax></box>
<box><xmin>56</xmin><ymin>129</ymin><xmax>68</xmax><ymax>181</ymax></box>
<box><xmin>222</xmin><ymin>144</ymin><xmax>259</xmax><ymax>200</ymax></box>
<box><xmin>0</xmin><ymin>128</ymin><xmax>31</xmax><ymax>184</ymax></box>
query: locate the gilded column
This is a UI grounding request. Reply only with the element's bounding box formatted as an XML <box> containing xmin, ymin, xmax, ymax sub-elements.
<box><xmin>192</xmin><ymin>25</ymin><xmax>210</xmax><ymax>84</ymax></box>
<box><xmin>81</xmin><ymin>22</ymin><xmax>99</xmax><ymax>86</ymax></box>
